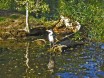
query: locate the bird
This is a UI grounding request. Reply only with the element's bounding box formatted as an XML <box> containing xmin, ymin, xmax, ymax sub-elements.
<box><xmin>46</xmin><ymin>29</ymin><xmax>55</xmax><ymax>48</ymax></box>
<box><xmin>47</xmin><ymin>56</ymin><xmax>55</xmax><ymax>72</ymax></box>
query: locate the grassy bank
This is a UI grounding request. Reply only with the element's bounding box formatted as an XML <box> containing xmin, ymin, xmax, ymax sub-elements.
<box><xmin>0</xmin><ymin>11</ymin><xmax>56</xmax><ymax>40</ymax></box>
<box><xmin>0</xmin><ymin>8</ymin><xmax>104</xmax><ymax>41</ymax></box>
<box><xmin>0</xmin><ymin>1</ymin><xmax>104</xmax><ymax>41</ymax></box>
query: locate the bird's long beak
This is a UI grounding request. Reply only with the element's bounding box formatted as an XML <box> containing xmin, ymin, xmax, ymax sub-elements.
<box><xmin>46</xmin><ymin>30</ymin><xmax>50</xmax><ymax>32</ymax></box>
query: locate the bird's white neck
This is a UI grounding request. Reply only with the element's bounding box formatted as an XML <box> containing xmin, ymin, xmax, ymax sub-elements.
<box><xmin>49</xmin><ymin>32</ymin><xmax>53</xmax><ymax>36</ymax></box>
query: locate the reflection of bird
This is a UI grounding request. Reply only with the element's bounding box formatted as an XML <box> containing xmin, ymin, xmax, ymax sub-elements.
<box><xmin>47</xmin><ymin>56</ymin><xmax>55</xmax><ymax>72</ymax></box>
<box><xmin>46</xmin><ymin>29</ymin><xmax>54</xmax><ymax>47</ymax></box>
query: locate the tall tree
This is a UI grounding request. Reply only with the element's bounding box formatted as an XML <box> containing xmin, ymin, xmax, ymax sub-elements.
<box><xmin>15</xmin><ymin>0</ymin><xmax>49</xmax><ymax>33</ymax></box>
<box><xmin>25</xmin><ymin>1</ymin><xmax>30</xmax><ymax>33</ymax></box>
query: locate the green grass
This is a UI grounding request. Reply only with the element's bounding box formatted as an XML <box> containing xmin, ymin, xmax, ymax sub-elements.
<box><xmin>58</xmin><ymin>0</ymin><xmax>104</xmax><ymax>41</ymax></box>
<box><xmin>0</xmin><ymin>17</ymin><xmax>6</xmax><ymax>22</ymax></box>
<box><xmin>10</xmin><ymin>14</ymin><xmax>20</xmax><ymax>19</ymax></box>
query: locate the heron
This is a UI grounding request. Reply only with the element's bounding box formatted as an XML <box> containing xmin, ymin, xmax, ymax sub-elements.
<box><xmin>46</xmin><ymin>29</ymin><xmax>55</xmax><ymax>48</ymax></box>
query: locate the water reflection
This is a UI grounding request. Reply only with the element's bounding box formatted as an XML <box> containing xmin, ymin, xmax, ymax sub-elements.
<box><xmin>25</xmin><ymin>42</ymin><xmax>30</xmax><ymax>69</ymax></box>
<box><xmin>24</xmin><ymin>42</ymin><xmax>32</xmax><ymax>78</ymax></box>
<box><xmin>54</xmin><ymin>42</ymin><xmax>104</xmax><ymax>78</ymax></box>
<box><xmin>0</xmin><ymin>41</ymin><xmax>104</xmax><ymax>78</ymax></box>
<box><xmin>47</xmin><ymin>54</ymin><xmax>55</xmax><ymax>73</ymax></box>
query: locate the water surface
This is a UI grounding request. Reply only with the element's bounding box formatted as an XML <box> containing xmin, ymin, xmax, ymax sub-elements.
<box><xmin>0</xmin><ymin>40</ymin><xmax>104</xmax><ymax>78</ymax></box>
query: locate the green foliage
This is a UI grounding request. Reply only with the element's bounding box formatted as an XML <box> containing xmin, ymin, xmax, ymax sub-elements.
<box><xmin>0</xmin><ymin>0</ymin><xmax>10</xmax><ymax>10</ymax></box>
<box><xmin>15</xmin><ymin>0</ymin><xmax>50</xmax><ymax>15</ymax></box>
<box><xmin>58</xmin><ymin>0</ymin><xmax>104</xmax><ymax>41</ymax></box>
<box><xmin>0</xmin><ymin>17</ymin><xmax>6</xmax><ymax>22</ymax></box>
<box><xmin>0</xmin><ymin>0</ymin><xmax>17</xmax><ymax>10</ymax></box>
<box><xmin>0</xmin><ymin>0</ymin><xmax>104</xmax><ymax>41</ymax></box>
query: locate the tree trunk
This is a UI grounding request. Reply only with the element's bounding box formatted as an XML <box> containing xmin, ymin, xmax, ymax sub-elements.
<box><xmin>25</xmin><ymin>2</ymin><xmax>30</xmax><ymax>33</ymax></box>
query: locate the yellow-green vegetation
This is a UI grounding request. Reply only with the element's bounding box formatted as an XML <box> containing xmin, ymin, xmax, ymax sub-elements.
<box><xmin>0</xmin><ymin>40</ymin><xmax>26</xmax><ymax>49</ymax></box>
<box><xmin>0</xmin><ymin>13</ymin><xmax>25</xmax><ymax>39</ymax></box>
<box><xmin>0</xmin><ymin>12</ymin><xmax>56</xmax><ymax>40</ymax></box>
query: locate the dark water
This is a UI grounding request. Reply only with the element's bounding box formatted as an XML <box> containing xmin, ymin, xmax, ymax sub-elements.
<box><xmin>0</xmin><ymin>40</ymin><xmax>104</xmax><ymax>78</ymax></box>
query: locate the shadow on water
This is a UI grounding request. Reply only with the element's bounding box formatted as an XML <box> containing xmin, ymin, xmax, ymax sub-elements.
<box><xmin>0</xmin><ymin>40</ymin><xmax>104</xmax><ymax>78</ymax></box>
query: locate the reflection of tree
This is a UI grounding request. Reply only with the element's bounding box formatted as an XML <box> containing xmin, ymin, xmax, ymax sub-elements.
<box><xmin>25</xmin><ymin>42</ymin><xmax>30</xmax><ymax>73</ymax></box>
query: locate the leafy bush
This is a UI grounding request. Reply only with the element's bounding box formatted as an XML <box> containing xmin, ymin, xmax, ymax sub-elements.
<box><xmin>58</xmin><ymin>0</ymin><xmax>104</xmax><ymax>41</ymax></box>
<box><xmin>0</xmin><ymin>17</ymin><xmax>6</xmax><ymax>22</ymax></box>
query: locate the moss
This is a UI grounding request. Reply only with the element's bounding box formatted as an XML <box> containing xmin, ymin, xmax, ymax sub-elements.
<box><xmin>0</xmin><ymin>17</ymin><xmax>6</xmax><ymax>22</ymax></box>
<box><xmin>0</xmin><ymin>32</ymin><xmax>10</xmax><ymax>40</ymax></box>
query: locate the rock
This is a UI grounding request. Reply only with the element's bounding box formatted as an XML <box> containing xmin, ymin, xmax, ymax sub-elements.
<box><xmin>48</xmin><ymin>44</ymin><xmax>67</xmax><ymax>53</ymax></box>
<box><xmin>53</xmin><ymin>15</ymin><xmax>81</xmax><ymax>34</ymax></box>
<box><xmin>56</xmin><ymin>39</ymin><xmax>85</xmax><ymax>48</ymax></box>
<box><xmin>28</xmin><ymin>26</ymin><xmax>47</xmax><ymax>36</ymax></box>
<box><xmin>34</xmin><ymin>39</ymin><xmax>46</xmax><ymax>46</ymax></box>
<box><xmin>48</xmin><ymin>37</ymin><xmax>86</xmax><ymax>53</ymax></box>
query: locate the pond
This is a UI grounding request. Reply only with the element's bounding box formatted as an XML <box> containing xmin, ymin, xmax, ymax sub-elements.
<box><xmin>0</xmin><ymin>39</ymin><xmax>104</xmax><ymax>78</ymax></box>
